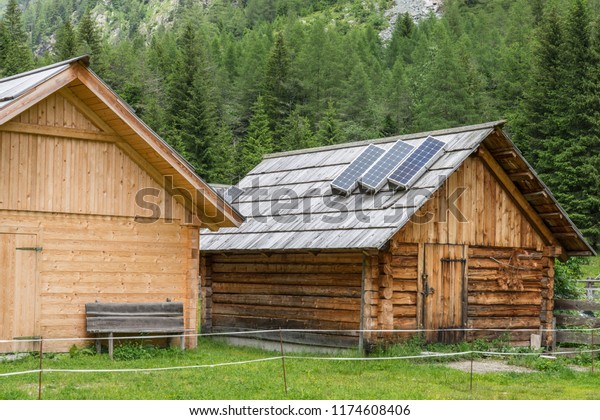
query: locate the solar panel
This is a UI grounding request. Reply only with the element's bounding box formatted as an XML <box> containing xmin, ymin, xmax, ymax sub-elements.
<box><xmin>388</xmin><ymin>136</ymin><xmax>446</xmax><ymax>190</ymax></box>
<box><xmin>358</xmin><ymin>141</ymin><xmax>414</xmax><ymax>192</ymax></box>
<box><xmin>331</xmin><ymin>144</ymin><xmax>386</xmax><ymax>195</ymax></box>
<box><xmin>224</xmin><ymin>186</ymin><xmax>244</xmax><ymax>203</ymax></box>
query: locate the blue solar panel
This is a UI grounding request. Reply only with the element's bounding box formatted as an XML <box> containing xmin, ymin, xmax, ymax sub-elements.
<box><xmin>359</xmin><ymin>141</ymin><xmax>414</xmax><ymax>192</ymax></box>
<box><xmin>224</xmin><ymin>186</ymin><xmax>244</xmax><ymax>202</ymax></box>
<box><xmin>388</xmin><ymin>136</ymin><xmax>446</xmax><ymax>190</ymax></box>
<box><xmin>331</xmin><ymin>144</ymin><xmax>386</xmax><ymax>195</ymax></box>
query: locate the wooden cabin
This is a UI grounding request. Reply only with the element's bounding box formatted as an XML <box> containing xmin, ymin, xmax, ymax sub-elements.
<box><xmin>0</xmin><ymin>57</ymin><xmax>243</xmax><ymax>352</ymax></box>
<box><xmin>200</xmin><ymin>121</ymin><xmax>594</xmax><ymax>351</ymax></box>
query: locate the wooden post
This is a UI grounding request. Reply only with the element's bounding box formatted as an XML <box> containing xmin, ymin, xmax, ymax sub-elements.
<box><xmin>279</xmin><ymin>329</ymin><xmax>288</xmax><ymax>395</ymax></box>
<box><xmin>469</xmin><ymin>342</ymin><xmax>474</xmax><ymax>393</ymax></box>
<box><xmin>38</xmin><ymin>338</ymin><xmax>43</xmax><ymax>400</ymax></box>
<box><xmin>108</xmin><ymin>333</ymin><xmax>114</xmax><ymax>360</ymax></box>
<box><xmin>592</xmin><ymin>329</ymin><xmax>595</xmax><ymax>373</ymax></box>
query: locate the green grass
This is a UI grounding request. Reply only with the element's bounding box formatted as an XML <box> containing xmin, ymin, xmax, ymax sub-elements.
<box><xmin>581</xmin><ymin>255</ymin><xmax>600</xmax><ymax>278</ymax></box>
<box><xmin>1</xmin><ymin>339</ymin><xmax>599</xmax><ymax>400</ymax></box>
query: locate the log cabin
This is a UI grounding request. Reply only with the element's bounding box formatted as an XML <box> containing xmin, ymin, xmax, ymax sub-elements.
<box><xmin>0</xmin><ymin>57</ymin><xmax>243</xmax><ymax>352</ymax></box>
<box><xmin>200</xmin><ymin>121</ymin><xmax>595</xmax><ymax>351</ymax></box>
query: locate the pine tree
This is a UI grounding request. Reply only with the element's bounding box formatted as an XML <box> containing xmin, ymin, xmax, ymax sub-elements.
<box><xmin>411</xmin><ymin>23</ymin><xmax>478</xmax><ymax>131</ymax></box>
<box><xmin>280</xmin><ymin>110</ymin><xmax>315</xmax><ymax>151</ymax></box>
<box><xmin>315</xmin><ymin>101</ymin><xmax>343</xmax><ymax>146</ymax></box>
<box><xmin>239</xmin><ymin>95</ymin><xmax>273</xmax><ymax>175</ymax></box>
<box><xmin>384</xmin><ymin>57</ymin><xmax>412</xmax><ymax>134</ymax></box>
<box><xmin>0</xmin><ymin>0</ymin><xmax>33</xmax><ymax>76</ymax></box>
<box><xmin>263</xmin><ymin>32</ymin><xmax>292</xmax><ymax>150</ymax></box>
<box><xmin>77</xmin><ymin>8</ymin><xmax>103</xmax><ymax>70</ymax></box>
<box><xmin>54</xmin><ymin>20</ymin><xmax>77</xmax><ymax>60</ymax></box>
<box><xmin>386</xmin><ymin>12</ymin><xmax>415</xmax><ymax>68</ymax></box>
<box><xmin>167</xmin><ymin>23</ymin><xmax>226</xmax><ymax>180</ymax></box>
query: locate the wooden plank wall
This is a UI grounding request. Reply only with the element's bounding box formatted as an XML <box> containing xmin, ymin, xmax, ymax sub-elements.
<box><xmin>202</xmin><ymin>252</ymin><xmax>363</xmax><ymax>348</ymax></box>
<box><xmin>0</xmin><ymin>92</ymin><xmax>199</xmax><ymax>351</ymax></box>
<box><xmin>382</xmin><ymin>155</ymin><xmax>553</xmax><ymax>346</ymax></box>
<box><xmin>394</xmin><ymin>156</ymin><xmax>546</xmax><ymax>250</ymax></box>
<box><xmin>0</xmin><ymin>92</ymin><xmax>185</xmax><ymax>221</ymax></box>
<box><xmin>0</xmin><ymin>213</ymin><xmax>197</xmax><ymax>352</ymax></box>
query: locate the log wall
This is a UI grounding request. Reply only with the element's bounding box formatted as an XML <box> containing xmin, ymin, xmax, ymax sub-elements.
<box><xmin>202</xmin><ymin>252</ymin><xmax>364</xmax><ymax>348</ymax></box>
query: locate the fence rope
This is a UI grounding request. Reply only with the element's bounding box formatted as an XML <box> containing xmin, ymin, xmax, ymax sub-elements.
<box><xmin>2</xmin><ymin>326</ymin><xmax>600</xmax><ymax>344</ymax></box>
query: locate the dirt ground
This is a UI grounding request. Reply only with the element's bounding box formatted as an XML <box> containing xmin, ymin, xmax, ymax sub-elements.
<box><xmin>446</xmin><ymin>359</ymin><xmax>536</xmax><ymax>373</ymax></box>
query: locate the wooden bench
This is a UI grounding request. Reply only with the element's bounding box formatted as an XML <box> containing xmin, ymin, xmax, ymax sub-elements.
<box><xmin>85</xmin><ymin>302</ymin><xmax>186</xmax><ymax>358</ymax></box>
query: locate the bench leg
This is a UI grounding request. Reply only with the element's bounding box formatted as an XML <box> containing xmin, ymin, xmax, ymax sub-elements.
<box><xmin>108</xmin><ymin>333</ymin><xmax>114</xmax><ymax>360</ymax></box>
<box><xmin>181</xmin><ymin>333</ymin><xmax>185</xmax><ymax>351</ymax></box>
<box><xmin>96</xmin><ymin>338</ymin><xmax>101</xmax><ymax>355</ymax></box>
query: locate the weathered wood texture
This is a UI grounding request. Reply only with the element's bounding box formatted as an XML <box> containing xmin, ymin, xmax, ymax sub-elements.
<box><xmin>554</xmin><ymin>299</ymin><xmax>600</xmax><ymax>345</ymax></box>
<box><xmin>0</xmin><ymin>209</ymin><xmax>198</xmax><ymax>352</ymax></box>
<box><xmin>465</xmin><ymin>246</ymin><xmax>551</xmax><ymax>344</ymax></box>
<box><xmin>202</xmin><ymin>252</ymin><xmax>363</xmax><ymax>348</ymax></box>
<box><xmin>394</xmin><ymin>156</ymin><xmax>546</xmax><ymax>250</ymax></box>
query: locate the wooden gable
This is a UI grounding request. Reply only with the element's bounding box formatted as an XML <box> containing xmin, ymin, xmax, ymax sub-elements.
<box><xmin>394</xmin><ymin>155</ymin><xmax>547</xmax><ymax>250</ymax></box>
<box><xmin>0</xmin><ymin>91</ymin><xmax>187</xmax><ymax>221</ymax></box>
<box><xmin>0</xmin><ymin>58</ymin><xmax>243</xmax><ymax>230</ymax></box>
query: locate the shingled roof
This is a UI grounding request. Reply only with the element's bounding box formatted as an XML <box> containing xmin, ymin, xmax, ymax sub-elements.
<box><xmin>202</xmin><ymin>121</ymin><xmax>594</xmax><ymax>256</ymax></box>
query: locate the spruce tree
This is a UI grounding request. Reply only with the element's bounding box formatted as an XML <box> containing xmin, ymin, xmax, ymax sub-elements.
<box><xmin>315</xmin><ymin>101</ymin><xmax>343</xmax><ymax>146</ymax></box>
<box><xmin>0</xmin><ymin>0</ymin><xmax>33</xmax><ymax>76</ymax></box>
<box><xmin>386</xmin><ymin>12</ymin><xmax>415</xmax><ymax>68</ymax></box>
<box><xmin>55</xmin><ymin>20</ymin><xmax>77</xmax><ymax>61</ymax></box>
<box><xmin>263</xmin><ymin>32</ymin><xmax>292</xmax><ymax>150</ymax></box>
<box><xmin>239</xmin><ymin>95</ymin><xmax>273</xmax><ymax>176</ymax></box>
<box><xmin>77</xmin><ymin>8</ymin><xmax>104</xmax><ymax>71</ymax></box>
<box><xmin>280</xmin><ymin>110</ymin><xmax>315</xmax><ymax>151</ymax></box>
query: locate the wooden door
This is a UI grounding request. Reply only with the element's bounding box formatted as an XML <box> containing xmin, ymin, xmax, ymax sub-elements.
<box><xmin>0</xmin><ymin>233</ymin><xmax>39</xmax><ymax>352</ymax></box>
<box><xmin>421</xmin><ymin>244</ymin><xmax>467</xmax><ymax>343</ymax></box>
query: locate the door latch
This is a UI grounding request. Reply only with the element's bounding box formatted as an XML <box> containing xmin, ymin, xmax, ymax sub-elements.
<box><xmin>421</xmin><ymin>286</ymin><xmax>435</xmax><ymax>296</ymax></box>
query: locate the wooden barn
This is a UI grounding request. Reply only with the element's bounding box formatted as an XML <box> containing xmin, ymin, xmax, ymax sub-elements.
<box><xmin>0</xmin><ymin>57</ymin><xmax>243</xmax><ymax>352</ymax></box>
<box><xmin>200</xmin><ymin>121</ymin><xmax>594</xmax><ymax>350</ymax></box>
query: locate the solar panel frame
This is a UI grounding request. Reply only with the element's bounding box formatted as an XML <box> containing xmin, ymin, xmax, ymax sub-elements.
<box><xmin>358</xmin><ymin>141</ymin><xmax>415</xmax><ymax>193</ymax></box>
<box><xmin>388</xmin><ymin>136</ymin><xmax>447</xmax><ymax>190</ymax></box>
<box><xmin>330</xmin><ymin>144</ymin><xmax>386</xmax><ymax>195</ymax></box>
<box><xmin>224</xmin><ymin>186</ymin><xmax>244</xmax><ymax>203</ymax></box>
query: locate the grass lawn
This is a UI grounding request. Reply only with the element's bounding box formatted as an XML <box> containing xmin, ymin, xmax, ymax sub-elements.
<box><xmin>0</xmin><ymin>339</ymin><xmax>598</xmax><ymax>400</ymax></box>
<box><xmin>581</xmin><ymin>255</ymin><xmax>600</xmax><ymax>278</ymax></box>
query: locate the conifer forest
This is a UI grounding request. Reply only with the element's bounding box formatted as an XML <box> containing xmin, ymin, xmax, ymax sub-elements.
<box><xmin>0</xmin><ymin>0</ymin><xmax>598</xmax><ymax>246</ymax></box>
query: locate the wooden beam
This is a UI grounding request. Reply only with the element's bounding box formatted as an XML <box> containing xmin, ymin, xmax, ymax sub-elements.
<box><xmin>492</xmin><ymin>149</ymin><xmax>517</xmax><ymax>160</ymax></box>
<box><xmin>568</xmin><ymin>251</ymin><xmax>595</xmax><ymax>256</ymax></box>
<box><xmin>476</xmin><ymin>146</ymin><xmax>558</xmax><ymax>247</ymax></box>
<box><xmin>538</xmin><ymin>212</ymin><xmax>564</xmax><ymax>219</ymax></box>
<box><xmin>57</xmin><ymin>87</ymin><xmax>117</xmax><ymax>134</ymax></box>
<box><xmin>0</xmin><ymin>121</ymin><xmax>120</xmax><ymax>143</ymax></box>
<box><xmin>554</xmin><ymin>232</ymin><xmax>578</xmax><ymax>239</ymax></box>
<box><xmin>523</xmin><ymin>191</ymin><xmax>548</xmax><ymax>200</ymax></box>
<box><xmin>508</xmin><ymin>171</ymin><xmax>534</xmax><ymax>181</ymax></box>
<box><xmin>0</xmin><ymin>66</ymin><xmax>79</xmax><ymax>126</ymax></box>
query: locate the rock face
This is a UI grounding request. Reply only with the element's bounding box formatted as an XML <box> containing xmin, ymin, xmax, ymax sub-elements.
<box><xmin>380</xmin><ymin>0</ymin><xmax>444</xmax><ymax>41</ymax></box>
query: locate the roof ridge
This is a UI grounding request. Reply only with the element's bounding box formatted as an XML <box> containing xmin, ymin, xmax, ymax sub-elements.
<box><xmin>0</xmin><ymin>55</ymin><xmax>89</xmax><ymax>84</ymax></box>
<box><xmin>264</xmin><ymin>120</ymin><xmax>506</xmax><ymax>159</ymax></box>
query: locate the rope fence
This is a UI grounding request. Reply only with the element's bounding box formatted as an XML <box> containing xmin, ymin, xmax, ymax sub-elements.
<box><xmin>1</xmin><ymin>327</ymin><xmax>598</xmax><ymax>399</ymax></box>
<box><xmin>1</xmin><ymin>326</ymin><xmax>599</xmax><ymax>344</ymax></box>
